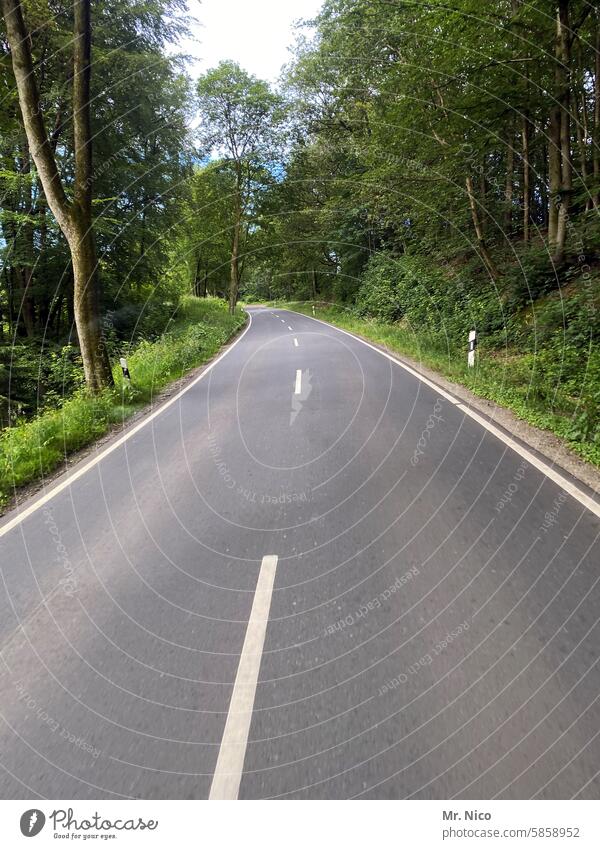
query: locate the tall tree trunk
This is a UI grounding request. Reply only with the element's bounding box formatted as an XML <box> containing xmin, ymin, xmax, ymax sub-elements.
<box><xmin>548</xmin><ymin>104</ymin><xmax>562</xmax><ymax>248</ymax></box>
<box><xmin>505</xmin><ymin>123</ymin><xmax>515</xmax><ymax>233</ymax></box>
<box><xmin>576</xmin><ymin>91</ymin><xmax>590</xmax><ymax>207</ymax></box>
<box><xmin>553</xmin><ymin>0</ymin><xmax>572</xmax><ymax>266</ymax></box>
<box><xmin>1</xmin><ymin>195</ymin><xmax>35</xmax><ymax>337</ymax></box>
<box><xmin>15</xmin><ymin>268</ymin><xmax>35</xmax><ymax>337</ymax></box>
<box><xmin>541</xmin><ymin>131</ymin><xmax>549</xmax><ymax>228</ymax></box>
<box><xmin>1</xmin><ymin>0</ymin><xmax>113</xmax><ymax>391</ymax></box>
<box><xmin>18</xmin><ymin>135</ymin><xmax>36</xmax><ymax>337</ymax></box>
<box><xmin>66</xmin><ymin>272</ymin><xmax>75</xmax><ymax>342</ymax></box>
<box><xmin>5</xmin><ymin>266</ymin><xmax>15</xmax><ymax>335</ymax></box>
<box><xmin>522</xmin><ymin>115</ymin><xmax>531</xmax><ymax>243</ymax></box>
<box><xmin>70</xmin><ymin>225</ymin><xmax>110</xmax><ymax>390</ymax></box>
<box><xmin>229</xmin><ymin>174</ymin><xmax>242</xmax><ymax>313</ymax></box>
<box><xmin>48</xmin><ymin>292</ymin><xmax>64</xmax><ymax>341</ymax></box>
<box><xmin>70</xmin><ymin>0</ymin><xmax>112</xmax><ymax>390</ymax></box>
<box><xmin>465</xmin><ymin>175</ymin><xmax>499</xmax><ymax>281</ymax></box>
<box><xmin>594</xmin><ymin>17</ymin><xmax>600</xmax><ymax>208</ymax></box>
<box><xmin>575</xmin><ymin>41</ymin><xmax>591</xmax><ymax>210</ymax></box>
<box><xmin>193</xmin><ymin>252</ymin><xmax>202</xmax><ymax>296</ymax></box>
<box><xmin>479</xmin><ymin>156</ymin><xmax>488</xmax><ymax>236</ymax></box>
<box><xmin>229</xmin><ymin>217</ymin><xmax>240</xmax><ymax>314</ymax></box>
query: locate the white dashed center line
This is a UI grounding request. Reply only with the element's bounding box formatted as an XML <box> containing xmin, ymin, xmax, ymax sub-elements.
<box><xmin>293</xmin><ymin>338</ymin><xmax>299</xmax><ymax>347</ymax></box>
<box><xmin>294</xmin><ymin>369</ymin><xmax>302</xmax><ymax>394</ymax></box>
<box><xmin>209</xmin><ymin>554</ymin><xmax>279</xmax><ymax>800</ymax></box>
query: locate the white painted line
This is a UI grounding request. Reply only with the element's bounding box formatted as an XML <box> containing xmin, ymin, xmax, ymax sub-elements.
<box><xmin>0</xmin><ymin>314</ymin><xmax>254</xmax><ymax>540</ymax></box>
<box><xmin>288</xmin><ymin>326</ymin><xmax>293</xmax><ymax>331</ymax></box>
<box><xmin>293</xmin><ymin>338</ymin><xmax>299</xmax><ymax>347</ymax></box>
<box><xmin>273</xmin><ymin>314</ymin><xmax>278</xmax><ymax>318</ymax></box>
<box><xmin>209</xmin><ymin>554</ymin><xmax>278</xmax><ymax>800</ymax></box>
<box><xmin>281</xmin><ymin>319</ymin><xmax>285</xmax><ymax>323</ymax></box>
<box><xmin>289</xmin><ymin>310</ymin><xmax>600</xmax><ymax>521</ymax></box>
<box><xmin>294</xmin><ymin>369</ymin><xmax>302</xmax><ymax>395</ymax></box>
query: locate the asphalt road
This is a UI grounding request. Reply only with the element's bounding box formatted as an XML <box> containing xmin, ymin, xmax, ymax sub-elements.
<box><xmin>0</xmin><ymin>306</ymin><xmax>599</xmax><ymax>800</ymax></box>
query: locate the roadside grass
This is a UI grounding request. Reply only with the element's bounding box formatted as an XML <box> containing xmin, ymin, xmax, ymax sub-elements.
<box><xmin>0</xmin><ymin>297</ymin><xmax>246</xmax><ymax>509</ymax></box>
<box><xmin>277</xmin><ymin>301</ymin><xmax>600</xmax><ymax>468</ymax></box>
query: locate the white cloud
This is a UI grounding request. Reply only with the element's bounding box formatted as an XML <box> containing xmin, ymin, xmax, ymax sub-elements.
<box><xmin>180</xmin><ymin>0</ymin><xmax>323</xmax><ymax>82</ymax></box>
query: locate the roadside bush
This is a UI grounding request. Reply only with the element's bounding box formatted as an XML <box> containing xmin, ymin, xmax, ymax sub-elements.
<box><xmin>106</xmin><ymin>299</ymin><xmax>178</xmax><ymax>343</ymax></box>
<box><xmin>356</xmin><ymin>254</ymin><xmax>403</xmax><ymax>322</ymax></box>
<box><xmin>504</xmin><ymin>246</ymin><xmax>560</xmax><ymax>307</ymax></box>
<box><xmin>355</xmin><ymin>252</ymin><xmax>506</xmax><ymax>348</ymax></box>
<box><xmin>0</xmin><ymin>297</ymin><xmax>245</xmax><ymax>508</ymax></box>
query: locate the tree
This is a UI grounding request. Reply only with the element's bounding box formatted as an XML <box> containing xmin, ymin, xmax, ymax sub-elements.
<box><xmin>174</xmin><ymin>163</ymin><xmax>238</xmax><ymax>299</ymax></box>
<box><xmin>1</xmin><ymin>0</ymin><xmax>112</xmax><ymax>390</ymax></box>
<box><xmin>196</xmin><ymin>61</ymin><xmax>284</xmax><ymax>312</ymax></box>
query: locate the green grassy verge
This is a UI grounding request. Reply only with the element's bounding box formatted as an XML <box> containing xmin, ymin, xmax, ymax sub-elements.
<box><xmin>278</xmin><ymin>300</ymin><xmax>600</xmax><ymax>469</ymax></box>
<box><xmin>0</xmin><ymin>296</ymin><xmax>246</xmax><ymax>509</ymax></box>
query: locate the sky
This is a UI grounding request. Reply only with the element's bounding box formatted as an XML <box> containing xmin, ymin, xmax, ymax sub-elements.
<box><xmin>180</xmin><ymin>0</ymin><xmax>324</xmax><ymax>82</ymax></box>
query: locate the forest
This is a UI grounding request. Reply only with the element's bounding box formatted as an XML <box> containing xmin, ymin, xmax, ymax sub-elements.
<box><xmin>1</xmin><ymin>0</ymin><xmax>600</xmax><ymax>505</ymax></box>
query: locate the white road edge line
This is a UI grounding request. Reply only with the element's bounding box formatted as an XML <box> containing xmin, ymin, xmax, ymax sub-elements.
<box><xmin>293</xmin><ymin>338</ymin><xmax>299</xmax><ymax>347</ymax></box>
<box><xmin>0</xmin><ymin>313</ymin><xmax>254</xmax><ymax>539</ymax></box>
<box><xmin>209</xmin><ymin>554</ymin><xmax>279</xmax><ymax>800</ymax></box>
<box><xmin>289</xmin><ymin>310</ymin><xmax>600</xmax><ymax>521</ymax></box>
<box><xmin>294</xmin><ymin>369</ymin><xmax>302</xmax><ymax>395</ymax></box>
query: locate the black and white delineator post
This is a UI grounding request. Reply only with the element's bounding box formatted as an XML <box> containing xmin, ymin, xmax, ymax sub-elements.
<box><xmin>468</xmin><ymin>330</ymin><xmax>477</xmax><ymax>368</ymax></box>
<box><xmin>119</xmin><ymin>356</ymin><xmax>131</xmax><ymax>382</ymax></box>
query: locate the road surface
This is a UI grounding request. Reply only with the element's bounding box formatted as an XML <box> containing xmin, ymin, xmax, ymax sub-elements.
<box><xmin>0</xmin><ymin>307</ymin><xmax>599</xmax><ymax>799</ymax></box>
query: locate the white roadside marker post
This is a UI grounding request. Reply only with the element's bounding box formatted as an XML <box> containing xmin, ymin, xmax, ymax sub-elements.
<box><xmin>468</xmin><ymin>330</ymin><xmax>477</xmax><ymax>368</ymax></box>
<box><xmin>312</xmin><ymin>304</ymin><xmax>316</xmax><ymax>317</ymax></box>
<box><xmin>120</xmin><ymin>356</ymin><xmax>131</xmax><ymax>383</ymax></box>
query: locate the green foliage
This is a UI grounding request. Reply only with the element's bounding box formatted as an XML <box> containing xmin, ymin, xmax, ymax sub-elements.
<box><xmin>503</xmin><ymin>248</ymin><xmax>562</xmax><ymax>308</ymax></box>
<box><xmin>171</xmin><ymin>162</ymin><xmax>238</xmax><ymax>300</ymax></box>
<box><xmin>0</xmin><ymin>298</ymin><xmax>245</xmax><ymax>507</ymax></box>
<box><xmin>197</xmin><ymin>62</ymin><xmax>285</xmax><ymax>160</ymax></box>
<box><xmin>354</xmin><ymin>252</ymin><xmax>509</xmax><ymax>348</ymax></box>
<box><xmin>42</xmin><ymin>346</ymin><xmax>86</xmax><ymax>409</ymax></box>
<box><xmin>0</xmin><ymin>0</ymin><xmax>192</xmax><ymax>351</ymax></box>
